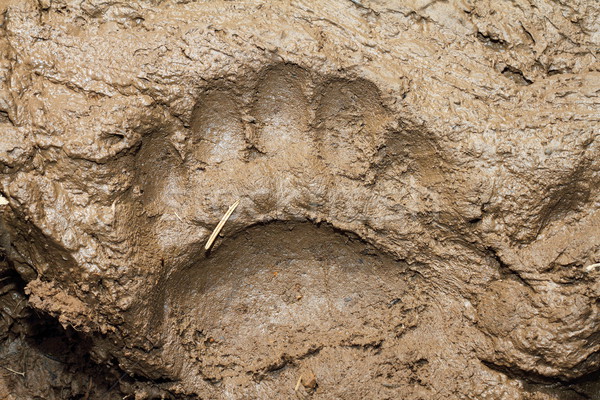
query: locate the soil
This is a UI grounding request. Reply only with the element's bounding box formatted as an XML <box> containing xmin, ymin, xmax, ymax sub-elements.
<box><xmin>0</xmin><ymin>0</ymin><xmax>599</xmax><ymax>399</ymax></box>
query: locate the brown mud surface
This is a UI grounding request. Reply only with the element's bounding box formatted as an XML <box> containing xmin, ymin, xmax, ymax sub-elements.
<box><xmin>1</xmin><ymin>0</ymin><xmax>600</xmax><ymax>399</ymax></box>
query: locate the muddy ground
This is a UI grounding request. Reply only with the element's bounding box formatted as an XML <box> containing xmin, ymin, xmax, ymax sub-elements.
<box><xmin>0</xmin><ymin>0</ymin><xmax>599</xmax><ymax>399</ymax></box>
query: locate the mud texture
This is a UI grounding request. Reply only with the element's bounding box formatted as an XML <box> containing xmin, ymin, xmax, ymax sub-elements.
<box><xmin>0</xmin><ymin>0</ymin><xmax>600</xmax><ymax>399</ymax></box>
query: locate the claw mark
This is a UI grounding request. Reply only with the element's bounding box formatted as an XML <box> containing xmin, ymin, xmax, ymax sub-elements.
<box><xmin>205</xmin><ymin>199</ymin><xmax>240</xmax><ymax>251</ymax></box>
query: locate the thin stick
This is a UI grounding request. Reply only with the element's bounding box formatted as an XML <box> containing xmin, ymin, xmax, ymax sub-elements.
<box><xmin>585</xmin><ymin>263</ymin><xmax>600</xmax><ymax>272</ymax></box>
<box><xmin>204</xmin><ymin>199</ymin><xmax>240</xmax><ymax>251</ymax></box>
<box><xmin>83</xmin><ymin>376</ymin><xmax>92</xmax><ymax>400</ymax></box>
<box><xmin>295</xmin><ymin>375</ymin><xmax>303</xmax><ymax>391</ymax></box>
<box><xmin>1</xmin><ymin>365</ymin><xmax>24</xmax><ymax>377</ymax></box>
<box><xmin>174</xmin><ymin>211</ymin><xmax>183</xmax><ymax>222</ymax></box>
<box><xmin>107</xmin><ymin>371</ymin><xmax>128</xmax><ymax>393</ymax></box>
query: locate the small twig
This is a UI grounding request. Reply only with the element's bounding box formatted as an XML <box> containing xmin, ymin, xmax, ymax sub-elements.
<box><xmin>108</xmin><ymin>371</ymin><xmax>128</xmax><ymax>393</ymax></box>
<box><xmin>348</xmin><ymin>0</ymin><xmax>364</xmax><ymax>7</ymax></box>
<box><xmin>204</xmin><ymin>199</ymin><xmax>240</xmax><ymax>251</ymax></box>
<box><xmin>1</xmin><ymin>365</ymin><xmax>24</xmax><ymax>377</ymax></box>
<box><xmin>585</xmin><ymin>263</ymin><xmax>600</xmax><ymax>272</ymax></box>
<box><xmin>83</xmin><ymin>376</ymin><xmax>93</xmax><ymax>400</ymax></box>
<box><xmin>174</xmin><ymin>211</ymin><xmax>183</xmax><ymax>222</ymax></box>
<box><xmin>295</xmin><ymin>375</ymin><xmax>303</xmax><ymax>391</ymax></box>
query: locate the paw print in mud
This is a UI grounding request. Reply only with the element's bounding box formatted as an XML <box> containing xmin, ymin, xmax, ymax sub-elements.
<box><xmin>189</xmin><ymin>64</ymin><xmax>392</xmax><ymax>177</ymax></box>
<box><xmin>125</xmin><ymin>65</ymin><xmax>453</xmax><ymax>385</ymax></box>
<box><xmin>133</xmin><ymin>64</ymin><xmax>443</xmax><ymax>228</ymax></box>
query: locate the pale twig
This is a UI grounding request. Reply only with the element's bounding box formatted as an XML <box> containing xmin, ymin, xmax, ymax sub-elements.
<box><xmin>1</xmin><ymin>365</ymin><xmax>24</xmax><ymax>377</ymax></box>
<box><xmin>585</xmin><ymin>263</ymin><xmax>600</xmax><ymax>272</ymax></box>
<box><xmin>295</xmin><ymin>375</ymin><xmax>303</xmax><ymax>391</ymax></box>
<box><xmin>174</xmin><ymin>211</ymin><xmax>183</xmax><ymax>222</ymax></box>
<box><xmin>204</xmin><ymin>200</ymin><xmax>240</xmax><ymax>251</ymax></box>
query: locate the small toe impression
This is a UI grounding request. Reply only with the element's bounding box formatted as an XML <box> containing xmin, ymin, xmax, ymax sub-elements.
<box><xmin>133</xmin><ymin>133</ymin><xmax>186</xmax><ymax>214</ymax></box>
<box><xmin>189</xmin><ymin>90</ymin><xmax>245</xmax><ymax>167</ymax></box>
<box><xmin>252</xmin><ymin>64</ymin><xmax>312</xmax><ymax>156</ymax></box>
<box><xmin>316</xmin><ymin>79</ymin><xmax>391</xmax><ymax>179</ymax></box>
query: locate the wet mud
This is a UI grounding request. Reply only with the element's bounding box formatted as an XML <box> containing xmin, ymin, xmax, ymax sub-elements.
<box><xmin>0</xmin><ymin>0</ymin><xmax>599</xmax><ymax>399</ymax></box>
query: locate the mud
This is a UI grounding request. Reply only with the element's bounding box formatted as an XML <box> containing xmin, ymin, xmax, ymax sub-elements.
<box><xmin>0</xmin><ymin>0</ymin><xmax>599</xmax><ymax>399</ymax></box>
